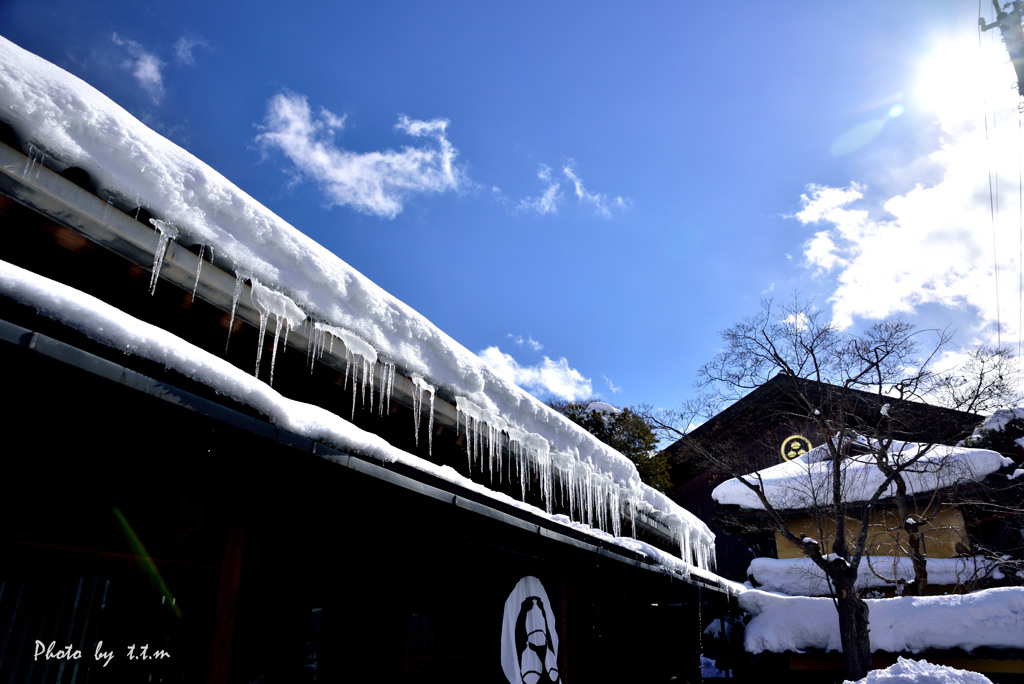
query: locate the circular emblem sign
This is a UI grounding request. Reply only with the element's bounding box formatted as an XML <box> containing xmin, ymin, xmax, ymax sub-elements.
<box><xmin>781</xmin><ymin>435</ymin><xmax>811</xmax><ymax>461</ymax></box>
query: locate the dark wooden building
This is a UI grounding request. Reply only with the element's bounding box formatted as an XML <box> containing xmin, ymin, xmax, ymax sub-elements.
<box><xmin>0</xmin><ymin>40</ymin><xmax>733</xmax><ymax>683</ymax></box>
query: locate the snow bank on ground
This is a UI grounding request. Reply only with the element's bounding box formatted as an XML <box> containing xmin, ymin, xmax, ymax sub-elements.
<box><xmin>712</xmin><ymin>437</ymin><xmax>1009</xmax><ymax>510</ymax></box>
<box><xmin>748</xmin><ymin>556</ymin><xmax>1002</xmax><ymax>596</ymax></box>
<box><xmin>0</xmin><ymin>36</ymin><xmax>715</xmax><ymax>567</ymax></box>
<box><xmin>740</xmin><ymin>587</ymin><xmax>1024</xmax><ymax>654</ymax></box>
<box><xmin>845</xmin><ymin>657</ymin><xmax>993</xmax><ymax>684</ymax></box>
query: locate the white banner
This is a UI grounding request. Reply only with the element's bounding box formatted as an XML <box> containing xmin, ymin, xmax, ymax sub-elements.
<box><xmin>500</xmin><ymin>576</ymin><xmax>561</xmax><ymax>684</ymax></box>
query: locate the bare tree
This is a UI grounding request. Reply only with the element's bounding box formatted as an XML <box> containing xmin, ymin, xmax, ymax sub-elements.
<box><xmin>930</xmin><ymin>344</ymin><xmax>1024</xmax><ymax>414</ymax></box>
<box><xmin>644</xmin><ymin>297</ymin><xmax>985</xmax><ymax>681</ymax></box>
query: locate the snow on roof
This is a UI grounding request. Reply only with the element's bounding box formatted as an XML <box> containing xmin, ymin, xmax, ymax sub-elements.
<box><xmin>711</xmin><ymin>436</ymin><xmax>1010</xmax><ymax>511</ymax></box>
<box><xmin>739</xmin><ymin>587</ymin><xmax>1024</xmax><ymax>654</ymax></box>
<box><xmin>972</xmin><ymin>407</ymin><xmax>1024</xmax><ymax>435</ymax></box>
<box><xmin>0</xmin><ymin>37</ymin><xmax>714</xmax><ymax>569</ymax></box>
<box><xmin>747</xmin><ymin>556</ymin><xmax>1002</xmax><ymax>597</ymax></box>
<box><xmin>964</xmin><ymin>406</ymin><xmax>1024</xmax><ymax>454</ymax></box>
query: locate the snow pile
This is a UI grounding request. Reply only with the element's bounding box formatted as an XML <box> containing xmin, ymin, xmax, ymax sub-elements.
<box><xmin>844</xmin><ymin>657</ymin><xmax>992</xmax><ymax>684</ymax></box>
<box><xmin>0</xmin><ymin>37</ymin><xmax>714</xmax><ymax>568</ymax></box>
<box><xmin>748</xmin><ymin>556</ymin><xmax>1001</xmax><ymax>596</ymax></box>
<box><xmin>712</xmin><ymin>437</ymin><xmax>1010</xmax><ymax>510</ymax></box>
<box><xmin>740</xmin><ymin>587</ymin><xmax>1024</xmax><ymax>654</ymax></box>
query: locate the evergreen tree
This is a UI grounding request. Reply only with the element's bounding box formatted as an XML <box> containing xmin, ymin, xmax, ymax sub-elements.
<box><xmin>549</xmin><ymin>398</ymin><xmax>673</xmax><ymax>492</ymax></box>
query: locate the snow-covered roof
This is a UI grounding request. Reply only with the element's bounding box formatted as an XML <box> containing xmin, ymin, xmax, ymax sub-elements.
<box><xmin>711</xmin><ymin>436</ymin><xmax>1010</xmax><ymax>511</ymax></box>
<box><xmin>972</xmin><ymin>407</ymin><xmax>1024</xmax><ymax>435</ymax></box>
<box><xmin>964</xmin><ymin>406</ymin><xmax>1024</xmax><ymax>453</ymax></box>
<box><xmin>739</xmin><ymin>587</ymin><xmax>1024</xmax><ymax>654</ymax></box>
<box><xmin>0</xmin><ymin>37</ymin><xmax>714</xmax><ymax>572</ymax></box>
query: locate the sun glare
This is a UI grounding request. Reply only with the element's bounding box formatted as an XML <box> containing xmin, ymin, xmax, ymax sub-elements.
<box><xmin>913</xmin><ymin>34</ymin><xmax>1014</xmax><ymax>124</ymax></box>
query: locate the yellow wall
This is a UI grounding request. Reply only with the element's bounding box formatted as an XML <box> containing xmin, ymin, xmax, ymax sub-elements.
<box><xmin>775</xmin><ymin>504</ymin><xmax>969</xmax><ymax>559</ymax></box>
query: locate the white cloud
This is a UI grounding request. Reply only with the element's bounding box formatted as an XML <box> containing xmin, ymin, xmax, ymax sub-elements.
<box><xmin>111</xmin><ymin>33</ymin><xmax>164</xmax><ymax>103</ymax></box>
<box><xmin>563</xmin><ymin>161</ymin><xmax>631</xmax><ymax>217</ymax></box>
<box><xmin>781</xmin><ymin>312</ymin><xmax>811</xmax><ymax>332</ymax></box>
<box><xmin>508</xmin><ymin>333</ymin><xmax>544</xmax><ymax>351</ymax></box>
<box><xmin>478</xmin><ymin>346</ymin><xmax>592</xmax><ymax>401</ymax></box>
<box><xmin>173</xmin><ymin>36</ymin><xmax>209</xmax><ymax>66</ymax></box>
<box><xmin>603</xmin><ymin>374</ymin><xmax>621</xmax><ymax>394</ymax></box>
<box><xmin>256</xmin><ymin>92</ymin><xmax>463</xmax><ymax>218</ymax></box>
<box><xmin>517</xmin><ymin>164</ymin><xmax>561</xmax><ymax>215</ymax></box>
<box><xmin>794</xmin><ymin>42</ymin><xmax>1022</xmax><ymax>338</ymax></box>
<box><xmin>517</xmin><ymin>161</ymin><xmax>629</xmax><ymax>217</ymax></box>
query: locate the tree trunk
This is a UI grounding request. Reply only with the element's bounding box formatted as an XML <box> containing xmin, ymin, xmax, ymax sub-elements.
<box><xmin>906</xmin><ymin>519</ymin><xmax>928</xmax><ymax>596</ymax></box>
<box><xmin>893</xmin><ymin>472</ymin><xmax>928</xmax><ymax>596</ymax></box>
<box><xmin>832</xmin><ymin>568</ymin><xmax>873</xmax><ymax>680</ymax></box>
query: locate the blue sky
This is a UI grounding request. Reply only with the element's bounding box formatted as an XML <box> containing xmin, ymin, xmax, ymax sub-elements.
<box><xmin>2</xmin><ymin>1</ymin><xmax>1021</xmax><ymax>411</ymax></box>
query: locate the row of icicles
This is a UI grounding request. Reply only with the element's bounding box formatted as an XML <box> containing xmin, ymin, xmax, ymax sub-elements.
<box><xmin>143</xmin><ymin>220</ymin><xmax>715</xmax><ymax>571</ymax></box>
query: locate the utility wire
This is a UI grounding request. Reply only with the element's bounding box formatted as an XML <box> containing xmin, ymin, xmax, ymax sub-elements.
<box><xmin>981</xmin><ymin>0</ymin><xmax>1004</xmax><ymax>348</ymax></box>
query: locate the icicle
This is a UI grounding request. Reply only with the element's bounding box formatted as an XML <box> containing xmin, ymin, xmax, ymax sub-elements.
<box><xmin>20</xmin><ymin>145</ymin><xmax>46</xmax><ymax>179</ymax></box>
<box><xmin>522</xmin><ymin>432</ymin><xmax>553</xmax><ymax>513</ymax></box>
<box><xmin>456</xmin><ymin>397</ymin><xmax>488</xmax><ymax>473</ymax></box>
<box><xmin>608</xmin><ymin>482</ymin><xmax>622</xmax><ymax>537</ymax></box>
<box><xmin>254</xmin><ymin>307</ymin><xmax>268</xmax><ymax>378</ymax></box>
<box><xmin>250</xmin><ymin>279</ymin><xmax>306</xmax><ymax>383</ymax></box>
<box><xmin>410</xmin><ymin>375</ymin><xmax>437</xmax><ymax>454</ymax></box>
<box><xmin>191</xmin><ymin>245</ymin><xmax>206</xmax><ymax>302</ymax></box>
<box><xmin>628</xmin><ymin>495</ymin><xmax>637</xmax><ymax>539</ymax></box>
<box><xmin>282</xmin><ymin>320</ymin><xmax>293</xmax><ymax>354</ymax></box>
<box><xmin>21</xmin><ymin>144</ymin><xmax>34</xmax><ymax>177</ymax></box>
<box><xmin>307</xmin><ymin>321</ymin><xmax>322</xmax><ymax>371</ymax></box>
<box><xmin>486</xmin><ymin>420</ymin><xmax>507</xmax><ymax>483</ymax></box>
<box><xmin>505</xmin><ymin>426</ymin><xmax>553</xmax><ymax>506</ymax></box>
<box><xmin>148</xmin><ymin>219</ymin><xmax>179</xmax><ymax>295</ymax></box>
<box><xmin>310</xmin><ymin>323</ymin><xmax>378</xmax><ymax>417</ymax></box>
<box><xmin>520</xmin><ymin>445</ymin><xmax>528</xmax><ymax>499</ymax></box>
<box><xmin>363</xmin><ymin>355</ymin><xmax>373</xmax><ymax>412</ymax></box>
<box><xmin>411</xmin><ymin>376</ymin><xmax>436</xmax><ymax>450</ymax></box>
<box><xmin>565</xmin><ymin>462</ymin><xmax>577</xmax><ymax>520</ymax></box>
<box><xmin>412</xmin><ymin>374</ymin><xmax>424</xmax><ymax>447</ymax></box>
<box><xmin>348</xmin><ymin>349</ymin><xmax>357</xmax><ymax>419</ymax></box>
<box><xmin>225</xmin><ymin>272</ymin><xmax>246</xmax><ymax>353</ymax></box>
<box><xmin>268</xmin><ymin>315</ymin><xmax>284</xmax><ymax>386</ymax></box>
<box><xmin>379</xmin><ymin>361</ymin><xmax>395</xmax><ymax>416</ymax></box>
<box><xmin>427</xmin><ymin>387</ymin><xmax>435</xmax><ymax>455</ymax></box>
